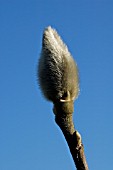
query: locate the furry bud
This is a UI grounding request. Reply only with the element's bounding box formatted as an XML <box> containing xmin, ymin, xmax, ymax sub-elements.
<box><xmin>38</xmin><ymin>26</ymin><xmax>79</xmax><ymax>103</ymax></box>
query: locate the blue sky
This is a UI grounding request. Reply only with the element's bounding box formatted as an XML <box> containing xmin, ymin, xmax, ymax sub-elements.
<box><xmin>0</xmin><ymin>0</ymin><xmax>113</xmax><ymax>169</ymax></box>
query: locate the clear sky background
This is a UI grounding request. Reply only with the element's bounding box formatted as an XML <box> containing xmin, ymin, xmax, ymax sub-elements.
<box><xmin>0</xmin><ymin>0</ymin><xmax>113</xmax><ymax>170</ymax></box>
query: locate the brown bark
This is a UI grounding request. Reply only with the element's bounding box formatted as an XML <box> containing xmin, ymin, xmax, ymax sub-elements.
<box><xmin>53</xmin><ymin>101</ymin><xmax>89</xmax><ymax>170</ymax></box>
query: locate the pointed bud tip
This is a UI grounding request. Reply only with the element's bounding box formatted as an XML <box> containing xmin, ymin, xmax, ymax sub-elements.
<box><xmin>44</xmin><ymin>26</ymin><xmax>55</xmax><ymax>35</ymax></box>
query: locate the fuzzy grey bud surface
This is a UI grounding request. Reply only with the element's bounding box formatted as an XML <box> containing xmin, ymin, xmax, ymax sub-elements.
<box><xmin>38</xmin><ymin>26</ymin><xmax>79</xmax><ymax>103</ymax></box>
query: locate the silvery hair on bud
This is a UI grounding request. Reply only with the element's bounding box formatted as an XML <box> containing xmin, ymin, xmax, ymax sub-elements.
<box><xmin>38</xmin><ymin>26</ymin><xmax>79</xmax><ymax>103</ymax></box>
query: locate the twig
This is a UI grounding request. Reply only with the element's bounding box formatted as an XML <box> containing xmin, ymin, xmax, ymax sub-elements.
<box><xmin>53</xmin><ymin>100</ymin><xmax>89</xmax><ymax>170</ymax></box>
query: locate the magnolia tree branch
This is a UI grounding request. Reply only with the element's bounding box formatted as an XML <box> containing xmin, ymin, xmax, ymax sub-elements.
<box><xmin>53</xmin><ymin>101</ymin><xmax>89</xmax><ymax>170</ymax></box>
<box><xmin>38</xmin><ymin>26</ymin><xmax>89</xmax><ymax>170</ymax></box>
